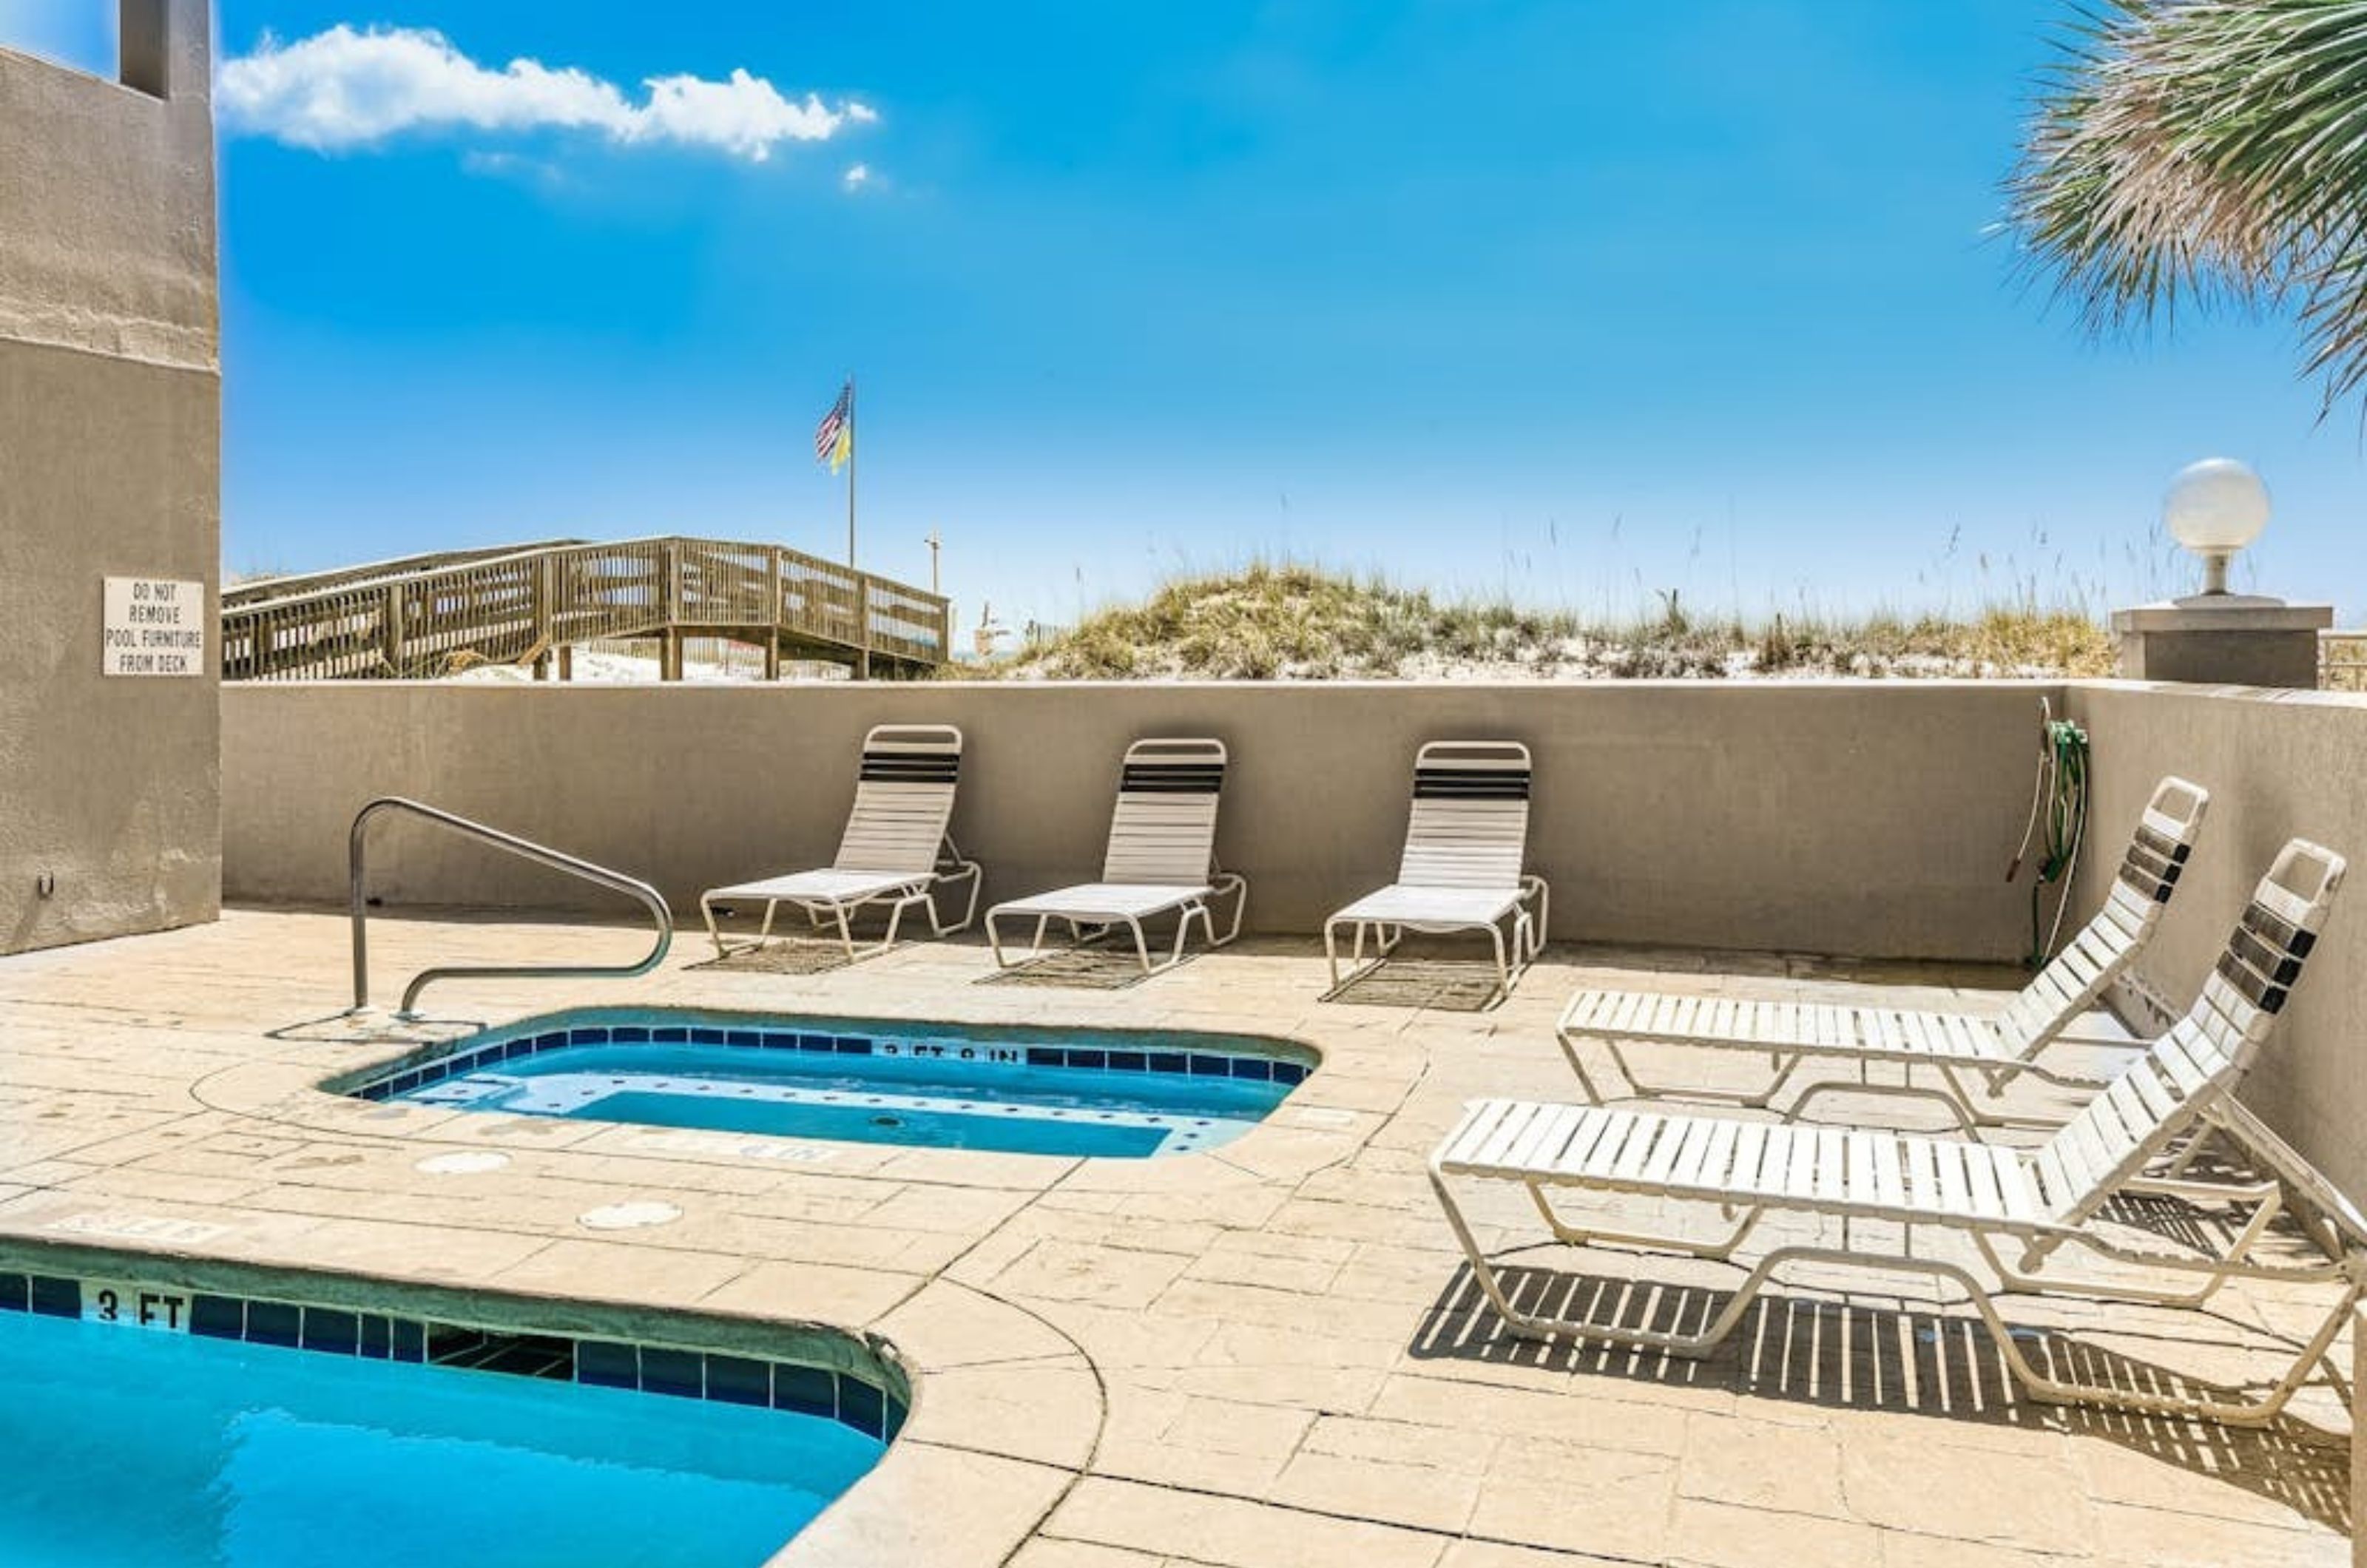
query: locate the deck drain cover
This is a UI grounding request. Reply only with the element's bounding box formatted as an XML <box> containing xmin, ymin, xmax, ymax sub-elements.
<box><xmin>578</xmin><ymin>1200</ymin><xmax>681</xmax><ymax>1231</ymax></box>
<box><xmin>414</xmin><ymin>1151</ymin><xmax>510</xmax><ymax>1176</ymax></box>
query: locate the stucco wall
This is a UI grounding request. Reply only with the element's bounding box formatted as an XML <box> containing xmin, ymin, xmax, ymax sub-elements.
<box><xmin>0</xmin><ymin>1</ymin><xmax>221</xmax><ymax>954</ymax></box>
<box><xmin>2064</xmin><ymin>682</ymin><xmax>2367</xmax><ymax>1199</ymax></box>
<box><xmin>220</xmin><ymin>681</ymin><xmax>2052</xmax><ymax>959</ymax></box>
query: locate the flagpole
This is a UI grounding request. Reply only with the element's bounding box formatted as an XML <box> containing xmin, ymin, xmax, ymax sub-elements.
<box><xmin>847</xmin><ymin>375</ymin><xmax>867</xmax><ymax>677</ymax></box>
<box><xmin>845</xmin><ymin>374</ymin><xmax>857</xmax><ymax>570</ymax></box>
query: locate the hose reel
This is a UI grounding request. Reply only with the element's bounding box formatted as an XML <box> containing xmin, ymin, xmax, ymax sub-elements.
<box><xmin>2007</xmin><ymin>699</ymin><xmax>2090</xmax><ymax>969</ymax></box>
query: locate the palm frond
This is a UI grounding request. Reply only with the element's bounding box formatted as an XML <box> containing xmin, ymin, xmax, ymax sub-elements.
<box><xmin>2006</xmin><ymin>0</ymin><xmax>2367</xmax><ymax>410</ymax></box>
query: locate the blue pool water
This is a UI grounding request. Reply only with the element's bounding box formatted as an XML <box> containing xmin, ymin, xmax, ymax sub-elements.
<box><xmin>0</xmin><ymin>1307</ymin><xmax>882</xmax><ymax>1568</ymax></box>
<box><xmin>352</xmin><ymin>1010</ymin><xmax>1312</xmax><ymax>1158</ymax></box>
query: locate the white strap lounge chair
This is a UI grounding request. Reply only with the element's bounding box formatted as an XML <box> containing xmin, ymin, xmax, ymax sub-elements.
<box><xmin>1431</xmin><ymin>839</ymin><xmax>2354</xmax><ymax>1426</ymax></box>
<box><xmin>985</xmin><ymin>737</ymin><xmax>1247</xmax><ymax>974</ymax></box>
<box><xmin>700</xmin><ymin>725</ymin><xmax>981</xmax><ymax>960</ymax></box>
<box><xmin>1557</xmin><ymin>776</ymin><xmax>2209</xmax><ymax>1126</ymax></box>
<box><xmin>1324</xmin><ymin>740</ymin><xmax>1548</xmax><ymax>1004</ymax></box>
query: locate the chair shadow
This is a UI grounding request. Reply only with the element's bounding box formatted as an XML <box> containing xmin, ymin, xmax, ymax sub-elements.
<box><xmin>1323</xmin><ymin>934</ymin><xmax>1528</xmax><ymax>1012</ymax></box>
<box><xmin>1323</xmin><ymin>958</ymin><xmax>1506</xmax><ymax>1013</ymax></box>
<box><xmin>684</xmin><ymin>940</ymin><xmax>857</xmax><ymax>977</ymax></box>
<box><xmin>1409</xmin><ymin>1260</ymin><xmax>2352</xmax><ymax>1533</ymax></box>
<box><xmin>974</xmin><ymin>947</ymin><xmax>1182</xmax><ymax>990</ymax></box>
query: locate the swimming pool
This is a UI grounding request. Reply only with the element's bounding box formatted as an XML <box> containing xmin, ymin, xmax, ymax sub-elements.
<box><xmin>342</xmin><ymin>1008</ymin><xmax>1314</xmax><ymax>1158</ymax></box>
<box><xmin>0</xmin><ymin>1265</ymin><xmax>896</xmax><ymax>1568</ymax></box>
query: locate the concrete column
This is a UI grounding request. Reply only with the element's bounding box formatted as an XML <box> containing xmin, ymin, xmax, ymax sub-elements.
<box><xmin>1</xmin><ymin>0</ymin><xmax>222</xmax><ymax>953</ymax></box>
<box><xmin>119</xmin><ymin>0</ymin><xmax>171</xmax><ymax>94</ymax></box>
<box><xmin>2111</xmin><ymin>599</ymin><xmax>2334</xmax><ymax>687</ymax></box>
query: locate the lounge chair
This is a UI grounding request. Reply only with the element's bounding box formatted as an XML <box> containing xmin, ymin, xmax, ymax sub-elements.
<box><xmin>700</xmin><ymin>724</ymin><xmax>981</xmax><ymax>960</ymax></box>
<box><xmin>985</xmin><ymin>737</ymin><xmax>1246</xmax><ymax>974</ymax></box>
<box><xmin>1557</xmin><ymin>776</ymin><xmax>2209</xmax><ymax>1126</ymax></box>
<box><xmin>1324</xmin><ymin>740</ymin><xmax>1548</xmax><ymax>1003</ymax></box>
<box><xmin>1431</xmin><ymin>839</ymin><xmax>2352</xmax><ymax>1425</ymax></box>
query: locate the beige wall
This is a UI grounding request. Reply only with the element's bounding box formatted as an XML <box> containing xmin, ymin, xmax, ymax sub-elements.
<box><xmin>0</xmin><ymin>1</ymin><xmax>221</xmax><ymax>954</ymax></box>
<box><xmin>2064</xmin><ymin>683</ymin><xmax>2367</xmax><ymax>1198</ymax></box>
<box><xmin>221</xmin><ymin>681</ymin><xmax>2052</xmax><ymax>959</ymax></box>
<box><xmin>221</xmin><ymin>677</ymin><xmax>2367</xmax><ymax>1187</ymax></box>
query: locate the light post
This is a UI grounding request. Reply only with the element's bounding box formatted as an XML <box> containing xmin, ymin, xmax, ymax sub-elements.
<box><xmin>2163</xmin><ymin>458</ymin><xmax>2271</xmax><ymax>599</ymax></box>
<box><xmin>2112</xmin><ymin>457</ymin><xmax>2330</xmax><ymax>686</ymax></box>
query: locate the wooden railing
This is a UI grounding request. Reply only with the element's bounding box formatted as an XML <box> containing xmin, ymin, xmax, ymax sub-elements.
<box><xmin>223</xmin><ymin>541</ymin><xmax>586</xmax><ymax>609</ymax></box>
<box><xmin>2322</xmin><ymin>631</ymin><xmax>2367</xmax><ymax>693</ymax></box>
<box><xmin>222</xmin><ymin>536</ymin><xmax>949</xmax><ymax>681</ymax></box>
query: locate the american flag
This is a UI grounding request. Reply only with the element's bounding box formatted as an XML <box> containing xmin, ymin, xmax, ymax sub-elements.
<box><xmin>813</xmin><ymin>382</ymin><xmax>851</xmax><ymax>467</ymax></box>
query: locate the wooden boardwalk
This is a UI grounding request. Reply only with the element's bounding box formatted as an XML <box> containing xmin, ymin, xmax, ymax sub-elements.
<box><xmin>221</xmin><ymin>536</ymin><xmax>950</xmax><ymax>681</ymax></box>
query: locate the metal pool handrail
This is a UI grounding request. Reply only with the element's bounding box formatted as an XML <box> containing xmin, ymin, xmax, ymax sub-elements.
<box><xmin>348</xmin><ymin>797</ymin><xmax>673</xmax><ymax>1019</ymax></box>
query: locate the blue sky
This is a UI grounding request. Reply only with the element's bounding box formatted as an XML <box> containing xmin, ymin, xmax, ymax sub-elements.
<box><xmin>8</xmin><ymin>1</ymin><xmax>2363</xmax><ymax>632</ymax></box>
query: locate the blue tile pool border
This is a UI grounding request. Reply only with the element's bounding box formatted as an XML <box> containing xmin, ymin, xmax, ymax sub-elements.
<box><xmin>340</xmin><ymin>1013</ymin><xmax>1314</xmax><ymax>1104</ymax></box>
<box><xmin>0</xmin><ymin>1270</ymin><xmax>904</xmax><ymax>1442</ymax></box>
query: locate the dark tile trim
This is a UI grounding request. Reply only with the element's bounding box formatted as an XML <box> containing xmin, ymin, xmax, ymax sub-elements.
<box><xmin>0</xmin><ymin>1272</ymin><xmax>901</xmax><ymax>1443</ymax></box>
<box><xmin>350</xmin><ymin>1016</ymin><xmax>1311</xmax><ymax>1101</ymax></box>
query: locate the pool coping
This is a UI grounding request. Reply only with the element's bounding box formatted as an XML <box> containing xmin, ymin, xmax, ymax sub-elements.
<box><xmin>14</xmin><ymin>976</ymin><xmax>1350</xmax><ymax>1568</ymax></box>
<box><xmin>12</xmin><ymin>910</ymin><xmax>2335</xmax><ymax>1568</ymax></box>
<box><xmin>186</xmin><ymin>996</ymin><xmax>1351</xmax><ymax>1194</ymax></box>
<box><xmin>0</xmin><ymin>1234</ymin><xmax>914</xmax><ymax>1431</ymax></box>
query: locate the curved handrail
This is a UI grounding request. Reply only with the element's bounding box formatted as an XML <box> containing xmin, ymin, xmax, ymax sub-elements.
<box><xmin>349</xmin><ymin>797</ymin><xmax>673</xmax><ymax>1019</ymax></box>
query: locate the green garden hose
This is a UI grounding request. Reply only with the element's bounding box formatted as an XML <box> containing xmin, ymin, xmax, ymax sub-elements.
<box><xmin>2007</xmin><ymin>701</ymin><xmax>2090</xmax><ymax>968</ymax></box>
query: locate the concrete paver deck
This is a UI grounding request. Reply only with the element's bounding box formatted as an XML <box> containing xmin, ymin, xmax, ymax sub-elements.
<box><xmin>0</xmin><ymin>908</ymin><xmax>2350</xmax><ymax>1567</ymax></box>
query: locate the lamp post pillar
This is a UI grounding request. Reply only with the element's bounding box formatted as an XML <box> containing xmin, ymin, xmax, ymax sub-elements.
<box><xmin>2110</xmin><ymin>459</ymin><xmax>2332</xmax><ymax>687</ymax></box>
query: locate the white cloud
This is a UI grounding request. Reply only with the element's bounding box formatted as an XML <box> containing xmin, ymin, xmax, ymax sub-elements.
<box><xmin>217</xmin><ymin>24</ymin><xmax>876</xmax><ymax>163</ymax></box>
<box><xmin>842</xmin><ymin>163</ymin><xmax>872</xmax><ymax>192</ymax></box>
<box><xmin>460</xmin><ymin>149</ymin><xmax>566</xmax><ymax>188</ymax></box>
<box><xmin>631</xmin><ymin>68</ymin><xmax>853</xmax><ymax>160</ymax></box>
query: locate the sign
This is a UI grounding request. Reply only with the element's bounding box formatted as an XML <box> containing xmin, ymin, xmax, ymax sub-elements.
<box><xmin>101</xmin><ymin>576</ymin><xmax>205</xmax><ymax>677</ymax></box>
<box><xmin>81</xmin><ymin>1280</ymin><xmax>193</xmax><ymax>1334</ymax></box>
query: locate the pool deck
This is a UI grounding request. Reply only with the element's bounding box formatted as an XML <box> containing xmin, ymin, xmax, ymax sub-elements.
<box><xmin>0</xmin><ymin>908</ymin><xmax>2351</xmax><ymax>1567</ymax></box>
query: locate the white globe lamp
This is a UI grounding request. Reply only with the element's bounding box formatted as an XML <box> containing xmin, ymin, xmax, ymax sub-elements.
<box><xmin>2163</xmin><ymin>458</ymin><xmax>2270</xmax><ymax>598</ymax></box>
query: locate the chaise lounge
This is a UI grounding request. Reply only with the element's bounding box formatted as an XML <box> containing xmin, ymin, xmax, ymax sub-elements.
<box><xmin>985</xmin><ymin>737</ymin><xmax>1247</xmax><ymax>974</ymax></box>
<box><xmin>1556</xmin><ymin>775</ymin><xmax>2209</xmax><ymax>1126</ymax></box>
<box><xmin>1323</xmin><ymin>740</ymin><xmax>1549</xmax><ymax>1004</ymax></box>
<box><xmin>700</xmin><ymin>723</ymin><xmax>982</xmax><ymax>961</ymax></box>
<box><xmin>1431</xmin><ymin>838</ymin><xmax>2351</xmax><ymax>1425</ymax></box>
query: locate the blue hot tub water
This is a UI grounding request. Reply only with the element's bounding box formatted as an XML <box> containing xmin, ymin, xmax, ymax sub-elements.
<box><xmin>0</xmin><ymin>1279</ymin><xmax>888</xmax><ymax>1568</ymax></box>
<box><xmin>348</xmin><ymin>1010</ymin><xmax>1313</xmax><ymax>1158</ymax></box>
